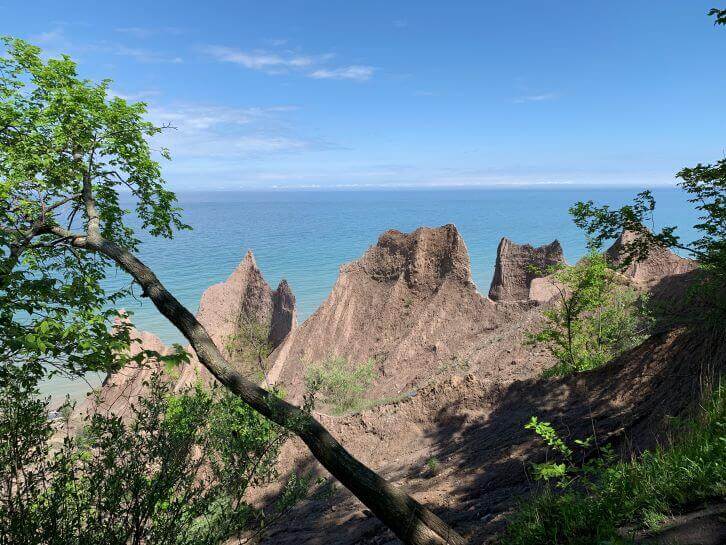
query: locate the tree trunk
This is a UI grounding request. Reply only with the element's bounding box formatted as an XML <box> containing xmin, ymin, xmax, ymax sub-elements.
<box><xmin>85</xmin><ymin>236</ymin><xmax>466</xmax><ymax>545</ymax></box>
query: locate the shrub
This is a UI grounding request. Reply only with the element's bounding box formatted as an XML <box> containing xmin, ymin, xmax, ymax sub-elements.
<box><xmin>225</xmin><ymin>318</ymin><xmax>273</xmax><ymax>382</ymax></box>
<box><xmin>0</xmin><ymin>372</ymin><xmax>306</xmax><ymax>545</ymax></box>
<box><xmin>305</xmin><ymin>355</ymin><xmax>377</xmax><ymax>414</ymax></box>
<box><xmin>528</xmin><ymin>250</ymin><xmax>653</xmax><ymax>376</ymax></box>
<box><xmin>504</xmin><ymin>385</ymin><xmax>726</xmax><ymax>545</ymax></box>
<box><xmin>425</xmin><ymin>456</ymin><xmax>440</xmax><ymax>477</ymax></box>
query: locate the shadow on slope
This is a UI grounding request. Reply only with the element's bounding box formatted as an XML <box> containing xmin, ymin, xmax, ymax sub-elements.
<box><xmin>260</xmin><ymin>326</ymin><xmax>725</xmax><ymax>545</ymax></box>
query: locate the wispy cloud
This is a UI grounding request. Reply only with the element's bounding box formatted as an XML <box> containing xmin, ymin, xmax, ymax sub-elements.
<box><xmin>140</xmin><ymin>101</ymin><xmax>334</xmax><ymax>186</ymax></box>
<box><xmin>30</xmin><ymin>26</ymin><xmax>184</xmax><ymax>63</ymax></box>
<box><xmin>513</xmin><ymin>92</ymin><xmax>559</xmax><ymax>103</ymax></box>
<box><xmin>108</xmin><ymin>88</ymin><xmax>161</xmax><ymax>101</ymax></box>
<box><xmin>202</xmin><ymin>45</ymin><xmax>326</xmax><ymax>70</ymax></box>
<box><xmin>112</xmin><ymin>45</ymin><xmax>183</xmax><ymax>64</ymax></box>
<box><xmin>114</xmin><ymin>27</ymin><xmax>185</xmax><ymax>39</ymax></box>
<box><xmin>203</xmin><ymin>44</ymin><xmax>375</xmax><ymax>81</ymax></box>
<box><xmin>309</xmin><ymin>65</ymin><xmax>375</xmax><ymax>81</ymax></box>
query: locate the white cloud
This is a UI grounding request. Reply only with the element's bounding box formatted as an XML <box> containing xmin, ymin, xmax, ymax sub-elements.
<box><xmin>112</xmin><ymin>45</ymin><xmax>183</xmax><ymax>63</ymax></box>
<box><xmin>29</xmin><ymin>26</ymin><xmax>183</xmax><ymax>63</ymax></box>
<box><xmin>202</xmin><ymin>45</ymin><xmax>328</xmax><ymax>71</ymax></box>
<box><xmin>114</xmin><ymin>27</ymin><xmax>185</xmax><ymax>38</ymax></box>
<box><xmin>309</xmin><ymin>65</ymin><xmax>375</xmax><ymax>81</ymax></box>
<box><xmin>108</xmin><ymin>88</ymin><xmax>160</xmax><ymax>101</ymax></box>
<box><xmin>139</xmin><ymin>101</ymin><xmax>333</xmax><ymax>187</ymax></box>
<box><xmin>203</xmin><ymin>44</ymin><xmax>375</xmax><ymax>82</ymax></box>
<box><xmin>513</xmin><ymin>92</ymin><xmax>559</xmax><ymax>103</ymax></box>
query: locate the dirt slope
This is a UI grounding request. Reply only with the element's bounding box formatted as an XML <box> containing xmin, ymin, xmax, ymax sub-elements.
<box><xmin>259</xmin><ymin>326</ymin><xmax>725</xmax><ymax>545</ymax></box>
<box><xmin>267</xmin><ymin>225</ymin><xmax>551</xmax><ymax>404</ymax></box>
<box><xmin>78</xmin><ymin>250</ymin><xmax>296</xmax><ymax>418</ymax></box>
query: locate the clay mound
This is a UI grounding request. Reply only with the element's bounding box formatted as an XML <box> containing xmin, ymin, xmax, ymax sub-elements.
<box><xmin>488</xmin><ymin>237</ymin><xmax>565</xmax><ymax>302</ymax></box>
<box><xmin>360</xmin><ymin>225</ymin><xmax>472</xmax><ymax>292</ymax></box>
<box><xmin>606</xmin><ymin>230</ymin><xmax>697</xmax><ymax>287</ymax></box>
<box><xmin>81</xmin><ymin>252</ymin><xmax>297</xmax><ymax>418</ymax></box>
<box><xmin>260</xmin><ymin>326</ymin><xmax>725</xmax><ymax>545</ymax></box>
<box><xmin>270</xmin><ymin>279</ymin><xmax>297</xmax><ymax>348</ymax></box>
<box><xmin>76</xmin><ymin>327</ymin><xmax>170</xmax><ymax>419</ymax></box>
<box><xmin>178</xmin><ymin>251</ymin><xmax>297</xmax><ymax>386</ymax></box>
<box><xmin>528</xmin><ymin>232</ymin><xmax>699</xmax><ymax>306</ymax></box>
<box><xmin>196</xmin><ymin>250</ymin><xmax>296</xmax><ymax>350</ymax></box>
<box><xmin>266</xmin><ymin>225</ymin><xmax>540</xmax><ymax>404</ymax></box>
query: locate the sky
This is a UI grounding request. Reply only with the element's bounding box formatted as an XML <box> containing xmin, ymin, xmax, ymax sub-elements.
<box><xmin>4</xmin><ymin>1</ymin><xmax>726</xmax><ymax>190</ymax></box>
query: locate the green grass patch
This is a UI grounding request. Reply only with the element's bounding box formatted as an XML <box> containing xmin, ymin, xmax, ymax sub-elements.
<box><xmin>503</xmin><ymin>384</ymin><xmax>726</xmax><ymax>545</ymax></box>
<box><xmin>305</xmin><ymin>355</ymin><xmax>377</xmax><ymax>415</ymax></box>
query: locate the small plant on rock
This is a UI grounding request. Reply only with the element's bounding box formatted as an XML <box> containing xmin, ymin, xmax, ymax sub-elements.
<box><xmin>225</xmin><ymin>318</ymin><xmax>273</xmax><ymax>381</ymax></box>
<box><xmin>425</xmin><ymin>456</ymin><xmax>441</xmax><ymax>477</ymax></box>
<box><xmin>305</xmin><ymin>355</ymin><xmax>377</xmax><ymax>414</ymax></box>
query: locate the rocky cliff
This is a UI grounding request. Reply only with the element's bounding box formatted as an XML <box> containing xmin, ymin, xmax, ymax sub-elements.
<box><xmin>75</xmin><ymin>223</ymin><xmax>710</xmax><ymax>544</ymax></box>
<box><xmin>81</xmin><ymin>250</ymin><xmax>296</xmax><ymax>417</ymax></box>
<box><xmin>488</xmin><ymin>237</ymin><xmax>565</xmax><ymax>302</ymax></box>
<box><xmin>76</xmin><ymin>325</ymin><xmax>171</xmax><ymax>418</ymax></box>
<box><xmin>528</xmin><ymin>230</ymin><xmax>698</xmax><ymax>305</ymax></box>
<box><xmin>195</xmin><ymin>249</ymin><xmax>296</xmax><ymax>351</ymax></box>
<box><xmin>266</xmin><ymin>225</ymin><xmax>551</xmax><ymax>404</ymax></box>
<box><xmin>605</xmin><ymin>230</ymin><xmax>697</xmax><ymax>286</ymax></box>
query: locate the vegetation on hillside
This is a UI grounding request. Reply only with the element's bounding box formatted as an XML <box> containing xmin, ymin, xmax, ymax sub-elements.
<box><xmin>305</xmin><ymin>355</ymin><xmax>377</xmax><ymax>414</ymax></box>
<box><xmin>0</xmin><ymin>35</ymin><xmax>466</xmax><ymax>545</ymax></box>
<box><xmin>504</xmin><ymin>384</ymin><xmax>726</xmax><ymax>545</ymax></box>
<box><xmin>225</xmin><ymin>318</ymin><xmax>273</xmax><ymax>382</ymax></box>
<box><xmin>0</xmin><ymin>372</ymin><xmax>306</xmax><ymax>545</ymax></box>
<box><xmin>528</xmin><ymin>251</ymin><xmax>653</xmax><ymax>377</ymax></box>
<box><xmin>507</xmin><ymin>10</ymin><xmax>726</xmax><ymax>543</ymax></box>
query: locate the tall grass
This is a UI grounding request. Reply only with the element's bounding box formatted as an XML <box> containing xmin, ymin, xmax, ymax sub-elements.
<box><xmin>504</xmin><ymin>383</ymin><xmax>726</xmax><ymax>545</ymax></box>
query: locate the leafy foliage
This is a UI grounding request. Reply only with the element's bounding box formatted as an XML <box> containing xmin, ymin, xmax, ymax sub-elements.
<box><xmin>0</xmin><ymin>372</ymin><xmax>305</xmax><ymax>545</ymax></box>
<box><xmin>0</xmin><ymin>37</ymin><xmax>187</xmax><ymax>385</ymax></box>
<box><xmin>528</xmin><ymin>251</ymin><xmax>652</xmax><ymax>376</ymax></box>
<box><xmin>425</xmin><ymin>456</ymin><xmax>440</xmax><ymax>477</ymax></box>
<box><xmin>524</xmin><ymin>417</ymin><xmax>613</xmax><ymax>488</ymax></box>
<box><xmin>305</xmin><ymin>355</ymin><xmax>377</xmax><ymax>414</ymax></box>
<box><xmin>570</xmin><ymin>158</ymin><xmax>725</xmax><ymax>319</ymax></box>
<box><xmin>505</xmin><ymin>386</ymin><xmax>726</xmax><ymax>545</ymax></box>
<box><xmin>225</xmin><ymin>318</ymin><xmax>273</xmax><ymax>382</ymax></box>
<box><xmin>709</xmin><ymin>7</ymin><xmax>726</xmax><ymax>25</ymax></box>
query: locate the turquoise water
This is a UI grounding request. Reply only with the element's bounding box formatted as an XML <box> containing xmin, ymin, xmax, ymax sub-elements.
<box><xmin>44</xmin><ymin>187</ymin><xmax>700</xmax><ymax>402</ymax></box>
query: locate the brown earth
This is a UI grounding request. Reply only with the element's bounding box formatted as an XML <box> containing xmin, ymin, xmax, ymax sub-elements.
<box><xmin>487</xmin><ymin>237</ymin><xmax>565</xmax><ymax>302</ymax></box>
<box><xmin>258</xmin><ymin>326</ymin><xmax>725</xmax><ymax>545</ymax></box>
<box><xmin>267</xmin><ymin>225</ymin><xmax>554</xmax><ymax>405</ymax></box>
<box><xmin>78</xmin><ymin>249</ymin><xmax>297</xmax><ymax>418</ymax></box>
<box><xmin>79</xmin><ymin>224</ymin><xmax>718</xmax><ymax>544</ymax></box>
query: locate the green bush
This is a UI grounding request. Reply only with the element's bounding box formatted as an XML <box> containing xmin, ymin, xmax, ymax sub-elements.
<box><xmin>305</xmin><ymin>355</ymin><xmax>377</xmax><ymax>414</ymax></box>
<box><xmin>0</xmin><ymin>373</ymin><xmax>306</xmax><ymax>545</ymax></box>
<box><xmin>529</xmin><ymin>251</ymin><xmax>653</xmax><ymax>376</ymax></box>
<box><xmin>225</xmin><ymin>318</ymin><xmax>273</xmax><ymax>381</ymax></box>
<box><xmin>504</xmin><ymin>385</ymin><xmax>726</xmax><ymax>545</ymax></box>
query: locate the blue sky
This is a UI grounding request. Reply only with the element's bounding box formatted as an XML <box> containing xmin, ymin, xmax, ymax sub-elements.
<box><xmin>5</xmin><ymin>1</ymin><xmax>726</xmax><ymax>190</ymax></box>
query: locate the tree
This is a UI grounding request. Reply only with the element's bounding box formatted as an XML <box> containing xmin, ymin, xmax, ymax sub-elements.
<box><xmin>569</xmin><ymin>8</ymin><xmax>725</xmax><ymax>321</ymax></box>
<box><xmin>528</xmin><ymin>251</ymin><xmax>651</xmax><ymax>376</ymax></box>
<box><xmin>570</xmin><ymin>159</ymin><xmax>724</xmax><ymax>323</ymax></box>
<box><xmin>0</xmin><ymin>371</ymin><xmax>302</xmax><ymax>544</ymax></box>
<box><xmin>709</xmin><ymin>8</ymin><xmax>726</xmax><ymax>26</ymax></box>
<box><xmin>0</xmin><ymin>38</ymin><xmax>464</xmax><ymax>545</ymax></box>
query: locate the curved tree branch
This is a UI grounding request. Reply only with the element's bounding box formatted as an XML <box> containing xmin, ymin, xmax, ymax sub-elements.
<box><xmin>73</xmin><ymin>234</ymin><xmax>465</xmax><ymax>545</ymax></box>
